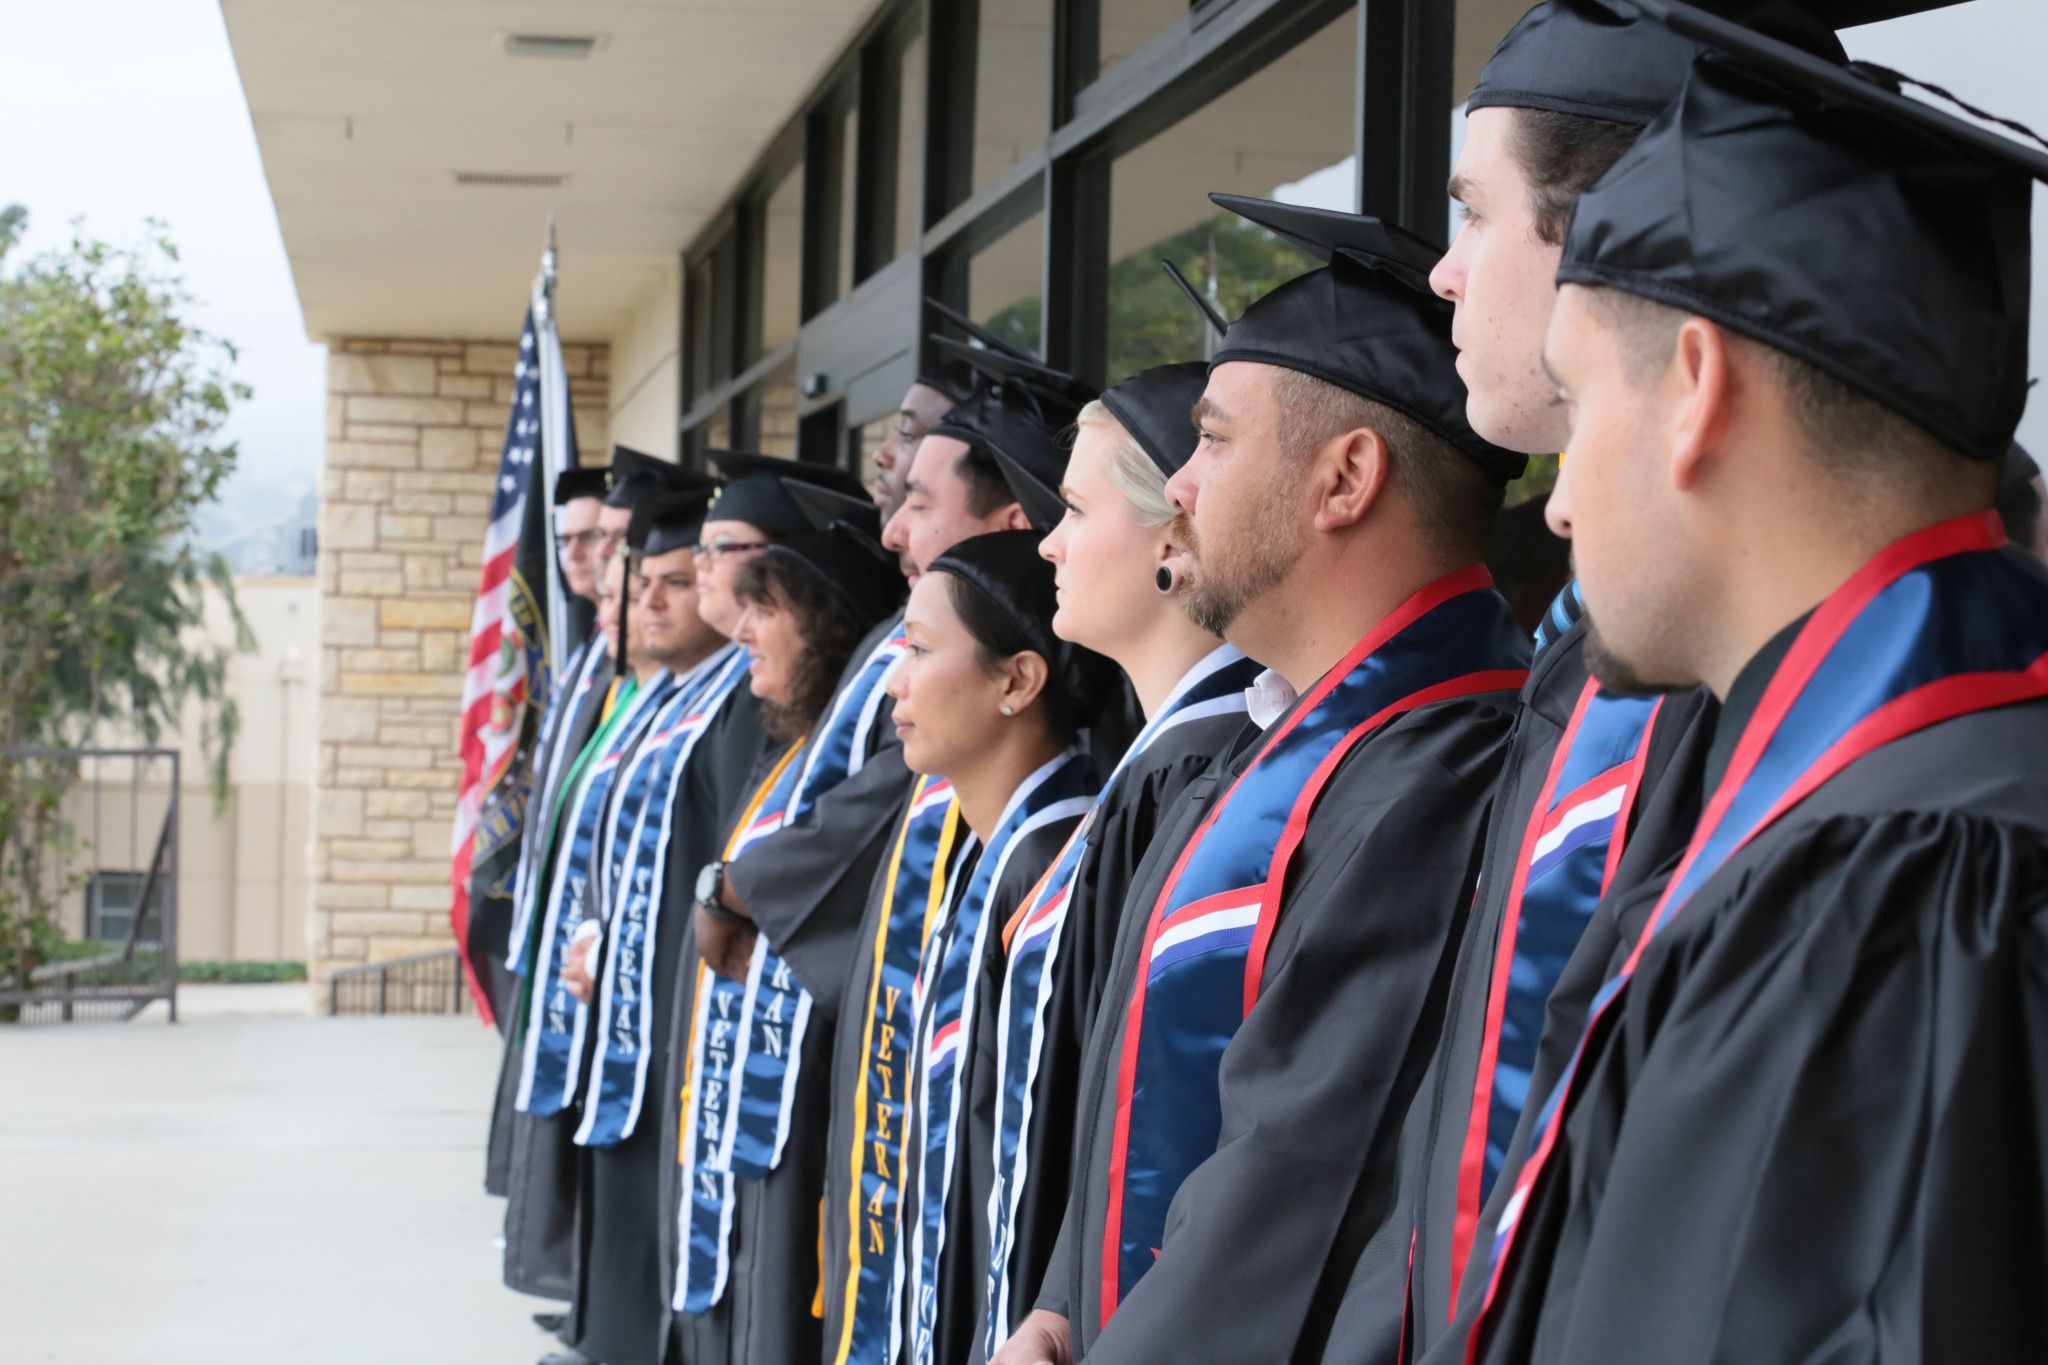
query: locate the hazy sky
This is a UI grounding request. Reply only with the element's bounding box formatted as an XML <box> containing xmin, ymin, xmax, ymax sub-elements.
<box><xmin>0</xmin><ymin>0</ymin><xmax>2041</xmax><ymax>518</ymax></box>
<box><xmin>1</xmin><ymin>0</ymin><xmax>324</xmax><ymax>526</ymax></box>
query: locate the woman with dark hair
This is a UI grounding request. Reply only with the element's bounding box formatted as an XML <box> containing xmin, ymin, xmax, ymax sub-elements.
<box><xmin>973</xmin><ymin>364</ymin><xmax>1267</xmax><ymax>1365</ymax></box>
<box><xmin>818</xmin><ymin>530</ymin><xmax>1106</xmax><ymax>1365</ymax></box>
<box><xmin>663</xmin><ymin>518</ymin><xmax>902</xmax><ymax>1365</ymax></box>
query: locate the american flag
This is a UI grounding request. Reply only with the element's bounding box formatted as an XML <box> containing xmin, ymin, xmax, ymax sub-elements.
<box><xmin>451</xmin><ymin>301</ymin><xmax>572</xmax><ymax>1023</ymax></box>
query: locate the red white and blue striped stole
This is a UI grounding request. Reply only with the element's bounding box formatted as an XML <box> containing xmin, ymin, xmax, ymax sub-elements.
<box><xmin>1468</xmin><ymin>513</ymin><xmax>2048</xmax><ymax>1361</ymax></box>
<box><xmin>980</xmin><ymin>644</ymin><xmax>1260</xmax><ymax>1356</ymax></box>
<box><xmin>718</xmin><ymin>621</ymin><xmax>911</xmax><ymax>1180</ymax></box>
<box><xmin>672</xmin><ymin>739</ymin><xmax>808</xmax><ymax>1315</ymax></box>
<box><xmin>514</xmin><ymin>671</ymin><xmax>675</xmax><ymax>1118</ymax></box>
<box><xmin>1443</xmin><ymin>675</ymin><xmax>1662</xmax><ymax>1310</ymax></box>
<box><xmin>1101</xmin><ymin>566</ymin><xmax>1530</xmax><ymax>1325</ymax></box>
<box><xmin>902</xmin><ymin>747</ymin><xmax>1097</xmax><ymax>1365</ymax></box>
<box><xmin>829</xmin><ymin>776</ymin><xmax>963</xmax><ymax>1365</ymax></box>
<box><xmin>573</xmin><ymin>645</ymin><xmax>751</xmax><ymax>1148</ymax></box>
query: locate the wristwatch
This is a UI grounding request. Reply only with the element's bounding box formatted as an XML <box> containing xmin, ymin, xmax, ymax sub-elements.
<box><xmin>695</xmin><ymin>860</ymin><xmax>743</xmax><ymax>923</ymax></box>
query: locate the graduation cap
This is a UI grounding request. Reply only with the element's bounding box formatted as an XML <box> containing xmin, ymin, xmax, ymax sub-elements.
<box><xmin>704</xmin><ymin>449</ymin><xmax>866</xmax><ymax>537</ymax></box>
<box><xmin>632</xmin><ymin>487</ymin><xmax>717</xmax><ymax>559</ymax></box>
<box><xmin>759</xmin><ymin>523</ymin><xmax>906</xmax><ymax>634</ymax></box>
<box><xmin>779</xmin><ymin>476</ymin><xmax>885</xmax><ymax>545</ymax></box>
<box><xmin>553</xmin><ymin>466</ymin><xmax>609</xmax><ymax>506</ymax></box>
<box><xmin>1465</xmin><ymin>0</ymin><xmax>1869</xmax><ymax>127</ymax></box>
<box><xmin>930</xmin><ymin>335</ymin><xmax>1099</xmax><ymax>408</ymax></box>
<box><xmin>1100</xmin><ymin>362</ymin><xmax>1212</xmax><ymax>481</ymax></box>
<box><xmin>1201</xmin><ymin>193</ymin><xmax>1527</xmax><ymax>483</ymax></box>
<box><xmin>928</xmin><ymin>358</ymin><xmax>1098</xmax><ymax>530</ymax></box>
<box><xmin>606</xmin><ymin>457</ymin><xmax>714</xmax><ymax>510</ymax></box>
<box><xmin>1558</xmin><ymin>0</ymin><xmax>2048</xmax><ymax>462</ymax></box>
<box><xmin>927</xmin><ymin>530</ymin><xmax>1116</xmax><ymax>727</ymax></box>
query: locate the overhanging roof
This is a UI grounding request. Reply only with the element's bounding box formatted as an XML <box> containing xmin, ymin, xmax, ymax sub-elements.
<box><xmin>221</xmin><ymin>0</ymin><xmax>878</xmax><ymax>343</ymax></box>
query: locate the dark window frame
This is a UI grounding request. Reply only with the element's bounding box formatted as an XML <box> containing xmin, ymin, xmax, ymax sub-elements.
<box><xmin>679</xmin><ymin>0</ymin><xmax>1456</xmax><ymax>471</ymax></box>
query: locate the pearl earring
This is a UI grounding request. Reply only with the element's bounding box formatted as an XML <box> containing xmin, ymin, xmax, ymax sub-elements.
<box><xmin>1000</xmin><ymin>704</ymin><xmax>1015</xmax><ymax>716</ymax></box>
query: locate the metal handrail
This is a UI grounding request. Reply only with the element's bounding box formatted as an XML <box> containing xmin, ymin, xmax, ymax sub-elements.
<box><xmin>327</xmin><ymin>947</ymin><xmax>469</xmax><ymax>1017</ymax></box>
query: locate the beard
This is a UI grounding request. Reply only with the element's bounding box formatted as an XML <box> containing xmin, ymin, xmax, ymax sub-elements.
<box><xmin>1582</xmin><ymin>612</ymin><xmax>1689</xmax><ymax>698</ymax></box>
<box><xmin>1173</xmin><ymin>493</ymin><xmax>1301</xmax><ymax>639</ymax></box>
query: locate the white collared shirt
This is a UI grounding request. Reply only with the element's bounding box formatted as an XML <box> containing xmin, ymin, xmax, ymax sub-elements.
<box><xmin>1244</xmin><ymin>668</ymin><xmax>1298</xmax><ymax>731</ymax></box>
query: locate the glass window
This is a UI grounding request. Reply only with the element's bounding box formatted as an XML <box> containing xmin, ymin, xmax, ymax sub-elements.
<box><xmin>86</xmin><ymin>870</ymin><xmax>156</xmax><ymax>945</ymax></box>
<box><xmin>687</xmin><ymin>237</ymin><xmax>738</xmax><ymax>400</ymax></box>
<box><xmin>761</xmin><ymin>162</ymin><xmax>804</xmax><ymax>356</ymax></box>
<box><xmin>1103</xmin><ymin>8</ymin><xmax>1356</xmax><ymax>383</ymax></box>
<box><xmin>838</xmin><ymin>107</ymin><xmax>861</xmax><ymax>297</ymax></box>
<box><xmin>754</xmin><ymin>359</ymin><xmax>800</xmax><ymax>458</ymax></box>
<box><xmin>972</xmin><ymin>1</ymin><xmax>1052</xmax><ymax>196</ymax></box>
<box><xmin>1096</xmin><ymin>0</ymin><xmax>1196</xmax><ymax>86</ymax></box>
<box><xmin>895</xmin><ymin>24</ymin><xmax>928</xmax><ymax>256</ymax></box>
<box><xmin>968</xmin><ymin>210</ymin><xmax>1048</xmax><ymax>357</ymax></box>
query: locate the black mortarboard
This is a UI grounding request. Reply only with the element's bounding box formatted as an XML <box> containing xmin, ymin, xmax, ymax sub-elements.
<box><xmin>1559</xmin><ymin>0</ymin><xmax>2048</xmax><ymax>462</ymax></box>
<box><xmin>779</xmin><ymin>477</ymin><xmax>886</xmax><ymax>545</ymax></box>
<box><xmin>760</xmin><ymin>523</ymin><xmax>905</xmax><ymax>635</ymax></box>
<box><xmin>605</xmin><ymin>454</ymin><xmax>714</xmax><ymax>510</ymax></box>
<box><xmin>928</xmin><ymin>531</ymin><xmax>1117</xmax><ymax>728</ymax></box>
<box><xmin>633</xmin><ymin>488</ymin><xmax>717</xmax><ymax>558</ymax></box>
<box><xmin>929</xmin><ymin>359</ymin><xmax>1096</xmax><ymax>528</ymax></box>
<box><xmin>1204</xmin><ymin>194</ymin><xmax>1527</xmax><ymax>483</ymax></box>
<box><xmin>554</xmin><ymin>467</ymin><xmax>609</xmax><ymax>506</ymax></box>
<box><xmin>1101</xmin><ymin>361</ymin><xmax>1212</xmax><ymax>480</ymax></box>
<box><xmin>1466</xmin><ymin>0</ymin><xmax>1864</xmax><ymax>127</ymax></box>
<box><xmin>930</xmin><ymin>336</ymin><xmax>1099</xmax><ymax>408</ymax></box>
<box><xmin>705</xmin><ymin>450</ymin><xmax>866</xmax><ymax>537</ymax></box>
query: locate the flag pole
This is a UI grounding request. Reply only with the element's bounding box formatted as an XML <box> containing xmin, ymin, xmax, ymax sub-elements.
<box><xmin>533</xmin><ymin>213</ymin><xmax>571</xmax><ymax>675</ymax></box>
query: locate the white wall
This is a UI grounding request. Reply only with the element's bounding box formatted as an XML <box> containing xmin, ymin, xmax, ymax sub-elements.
<box><xmin>607</xmin><ymin>259</ymin><xmax>684</xmax><ymax>460</ymax></box>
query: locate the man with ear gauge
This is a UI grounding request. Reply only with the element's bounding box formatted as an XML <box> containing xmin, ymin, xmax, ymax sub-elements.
<box><xmin>998</xmin><ymin>197</ymin><xmax>1531</xmax><ymax>1365</ymax></box>
<box><xmin>1430</xmin><ymin>5</ymin><xmax>2048</xmax><ymax>1360</ymax></box>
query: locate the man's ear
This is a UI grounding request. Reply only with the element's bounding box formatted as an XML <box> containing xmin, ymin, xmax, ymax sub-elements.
<box><xmin>1667</xmin><ymin>318</ymin><xmax>1733</xmax><ymax>493</ymax></box>
<box><xmin>998</xmin><ymin>502</ymin><xmax>1034</xmax><ymax>533</ymax></box>
<box><xmin>1314</xmin><ymin>425</ymin><xmax>1392</xmax><ymax>532</ymax></box>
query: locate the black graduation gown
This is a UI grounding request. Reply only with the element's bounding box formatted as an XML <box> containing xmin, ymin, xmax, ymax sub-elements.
<box><xmin>1322</xmin><ymin>618</ymin><xmax>1717</xmax><ymax>1364</ymax></box>
<box><xmin>570</xmin><ymin>684</ymin><xmax>769</xmax><ymax>1365</ymax></box>
<box><xmin>658</xmin><ymin>739</ymin><xmax>839</xmax><ymax>1365</ymax></box>
<box><xmin>965</xmin><ymin>710</ymin><xmax>1251</xmax><ymax>1361</ymax></box>
<box><xmin>1039</xmin><ymin>687</ymin><xmax>1520</xmax><ymax>1363</ymax></box>
<box><xmin>729</xmin><ymin>615</ymin><xmax>909</xmax><ymax>1014</ymax></box>
<box><xmin>493</xmin><ymin>645</ymin><xmax>617</xmax><ymax>1297</ymax></box>
<box><xmin>902</xmin><ymin>814</ymin><xmax>1088</xmax><ymax>1365</ymax></box>
<box><xmin>817</xmin><ymin>811</ymin><xmax>979</xmax><ymax>1365</ymax></box>
<box><xmin>1440</xmin><ymin>694</ymin><xmax>2048</xmax><ymax>1365</ymax></box>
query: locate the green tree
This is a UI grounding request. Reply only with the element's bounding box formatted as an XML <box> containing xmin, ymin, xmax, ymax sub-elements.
<box><xmin>0</xmin><ymin>208</ymin><xmax>249</xmax><ymax>1002</ymax></box>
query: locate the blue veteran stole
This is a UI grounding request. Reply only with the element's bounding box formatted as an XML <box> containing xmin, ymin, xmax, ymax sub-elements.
<box><xmin>671</xmin><ymin>740</ymin><xmax>809</xmax><ymax>1316</ymax></box>
<box><xmin>506</xmin><ymin>637</ymin><xmax>607</xmax><ymax>976</ymax></box>
<box><xmin>980</xmin><ymin>645</ymin><xmax>1259</xmax><ymax>1356</ymax></box>
<box><xmin>573</xmin><ymin>646</ymin><xmax>751</xmax><ymax>1148</ymax></box>
<box><xmin>1101</xmin><ymin>567</ymin><xmax>1530</xmax><ymax>1324</ymax></box>
<box><xmin>1444</xmin><ymin>667</ymin><xmax>1662</xmax><ymax>1309</ymax></box>
<box><xmin>1473</xmin><ymin>513</ymin><xmax>2048</xmax><ymax>1353</ymax></box>
<box><xmin>828</xmin><ymin>777</ymin><xmax>963</xmax><ymax>1365</ymax></box>
<box><xmin>903</xmin><ymin>748</ymin><xmax>1098</xmax><ymax>1365</ymax></box>
<box><xmin>718</xmin><ymin>622</ymin><xmax>910</xmax><ymax>1180</ymax></box>
<box><xmin>514</xmin><ymin>672</ymin><xmax>676</xmax><ymax>1118</ymax></box>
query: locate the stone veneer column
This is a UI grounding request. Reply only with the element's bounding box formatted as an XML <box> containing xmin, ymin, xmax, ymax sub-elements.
<box><xmin>313</xmin><ymin>337</ymin><xmax>609</xmax><ymax>1007</ymax></box>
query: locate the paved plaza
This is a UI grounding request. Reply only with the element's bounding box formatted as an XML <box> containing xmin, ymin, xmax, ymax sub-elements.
<box><xmin>0</xmin><ymin>986</ymin><xmax>551</xmax><ymax>1364</ymax></box>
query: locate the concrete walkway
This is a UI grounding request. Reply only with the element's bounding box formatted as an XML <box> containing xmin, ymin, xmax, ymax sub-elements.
<box><xmin>0</xmin><ymin>988</ymin><xmax>556</xmax><ymax>1363</ymax></box>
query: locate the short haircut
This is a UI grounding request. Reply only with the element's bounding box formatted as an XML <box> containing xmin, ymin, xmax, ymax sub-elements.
<box><xmin>1508</xmin><ymin>108</ymin><xmax>1643</xmax><ymax>246</ymax></box>
<box><xmin>1271</xmin><ymin>368</ymin><xmax>1504</xmax><ymax>557</ymax></box>
<box><xmin>955</xmin><ymin>444</ymin><xmax>1019</xmax><ymax>519</ymax></box>
<box><xmin>1074</xmin><ymin>399</ymin><xmax>1175</xmax><ymax>530</ymax></box>
<box><xmin>1582</xmin><ymin>286</ymin><xmax>1973</xmax><ymax>481</ymax></box>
